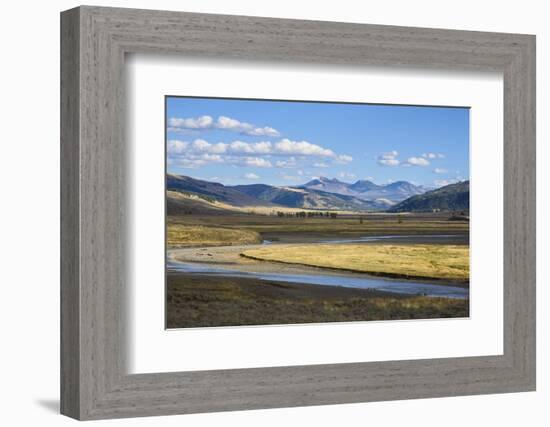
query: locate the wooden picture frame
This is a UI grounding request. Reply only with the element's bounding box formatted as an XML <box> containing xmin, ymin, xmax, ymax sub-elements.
<box><xmin>60</xmin><ymin>5</ymin><xmax>536</xmax><ymax>420</ymax></box>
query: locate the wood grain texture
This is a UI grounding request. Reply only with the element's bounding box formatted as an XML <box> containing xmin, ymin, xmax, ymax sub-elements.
<box><xmin>60</xmin><ymin>7</ymin><xmax>80</xmax><ymax>419</ymax></box>
<box><xmin>60</xmin><ymin>6</ymin><xmax>536</xmax><ymax>420</ymax></box>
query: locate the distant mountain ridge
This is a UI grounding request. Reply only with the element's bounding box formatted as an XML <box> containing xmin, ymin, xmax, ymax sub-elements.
<box><xmin>233</xmin><ymin>183</ymin><xmax>386</xmax><ymax>211</ymax></box>
<box><xmin>166</xmin><ymin>175</ymin><xmax>468</xmax><ymax>213</ymax></box>
<box><xmin>387</xmin><ymin>180</ymin><xmax>470</xmax><ymax>213</ymax></box>
<box><xmin>167</xmin><ymin>174</ymin><xmax>397</xmax><ymax>212</ymax></box>
<box><xmin>349</xmin><ymin>179</ymin><xmax>380</xmax><ymax>193</ymax></box>
<box><xmin>302</xmin><ymin>177</ymin><xmax>358</xmax><ymax>196</ymax></box>
<box><xmin>301</xmin><ymin>176</ymin><xmax>428</xmax><ymax>203</ymax></box>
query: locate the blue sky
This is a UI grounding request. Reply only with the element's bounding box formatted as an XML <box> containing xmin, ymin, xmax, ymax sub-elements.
<box><xmin>166</xmin><ymin>96</ymin><xmax>469</xmax><ymax>188</ymax></box>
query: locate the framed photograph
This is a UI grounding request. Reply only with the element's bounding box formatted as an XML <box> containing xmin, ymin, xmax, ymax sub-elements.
<box><xmin>165</xmin><ymin>95</ymin><xmax>471</xmax><ymax>329</ymax></box>
<box><xmin>61</xmin><ymin>6</ymin><xmax>536</xmax><ymax>420</ymax></box>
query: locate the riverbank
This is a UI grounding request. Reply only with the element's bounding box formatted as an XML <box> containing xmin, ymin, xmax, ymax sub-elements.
<box><xmin>168</xmin><ymin>241</ymin><xmax>470</xmax><ymax>288</ymax></box>
<box><xmin>167</xmin><ymin>273</ymin><xmax>469</xmax><ymax>328</ymax></box>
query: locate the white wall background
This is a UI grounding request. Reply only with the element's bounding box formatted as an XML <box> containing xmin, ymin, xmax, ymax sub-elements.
<box><xmin>0</xmin><ymin>0</ymin><xmax>546</xmax><ymax>425</ymax></box>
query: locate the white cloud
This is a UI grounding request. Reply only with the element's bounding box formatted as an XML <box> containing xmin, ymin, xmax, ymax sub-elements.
<box><xmin>378</xmin><ymin>158</ymin><xmax>400</xmax><ymax>166</ymax></box>
<box><xmin>423</xmin><ymin>152</ymin><xmax>445</xmax><ymax>159</ymax></box>
<box><xmin>173</xmin><ymin>153</ymin><xmax>224</xmax><ymax>169</ymax></box>
<box><xmin>191</xmin><ymin>139</ymin><xmax>227</xmax><ymax>154</ymax></box>
<box><xmin>168</xmin><ymin>136</ymin><xmax>352</xmax><ymax>171</ymax></box>
<box><xmin>380</xmin><ymin>150</ymin><xmax>399</xmax><ymax>159</ymax></box>
<box><xmin>167</xmin><ymin>139</ymin><xmax>188</xmax><ymax>154</ymax></box>
<box><xmin>240</xmin><ymin>157</ymin><xmax>272</xmax><ymax>168</ymax></box>
<box><xmin>406</xmin><ymin>156</ymin><xmax>430</xmax><ymax>166</ymax></box>
<box><xmin>243</xmin><ymin>173</ymin><xmax>260</xmax><ymax>180</ymax></box>
<box><xmin>433</xmin><ymin>167</ymin><xmax>448</xmax><ymax>174</ymax></box>
<box><xmin>248</xmin><ymin>127</ymin><xmax>280</xmax><ymax>137</ymax></box>
<box><xmin>377</xmin><ymin>150</ymin><xmax>400</xmax><ymax>166</ymax></box>
<box><xmin>336</xmin><ymin>154</ymin><xmax>353</xmax><ymax>164</ymax></box>
<box><xmin>168</xmin><ymin>139</ymin><xmax>274</xmax><ymax>168</ymax></box>
<box><xmin>274</xmin><ymin>138</ymin><xmax>335</xmax><ymax>157</ymax></box>
<box><xmin>216</xmin><ymin>116</ymin><xmax>280</xmax><ymax>137</ymax></box>
<box><xmin>377</xmin><ymin>150</ymin><xmax>436</xmax><ymax>167</ymax></box>
<box><xmin>228</xmin><ymin>140</ymin><xmax>272</xmax><ymax>154</ymax></box>
<box><xmin>168</xmin><ymin>115</ymin><xmax>214</xmax><ymax>130</ymax></box>
<box><xmin>168</xmin><ymin>115</ymin><xmax>281</xmax><ymax>137</ymax></box>
<box><xmin>171</xmin><ymin>137</ymin><xmax>345</xmax><ymax>157</ymax></box>
<box><xmin>169</xmin><ymin>138</ymin><xmax>277</xmax><ymax>157</ymax></box>
<box><xmin>313</xmin><ymin>162</ymin><xmax>329</xmax><ymax>168</ymax></box>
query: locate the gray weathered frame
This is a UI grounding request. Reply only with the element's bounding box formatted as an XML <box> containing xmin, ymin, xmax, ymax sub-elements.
<box><xmin>60</xmin><ymin>5</ymin><xmax>536</xmax><ymax>420</ymax></box>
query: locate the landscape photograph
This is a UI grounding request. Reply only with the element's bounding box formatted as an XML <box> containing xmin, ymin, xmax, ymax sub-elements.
<box><xmin>165</xmin><ymin>96</ymin><xmax>470</xmax><ymax>328</ymax></box>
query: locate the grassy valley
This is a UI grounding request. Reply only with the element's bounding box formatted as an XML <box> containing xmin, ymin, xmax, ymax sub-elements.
<box><xmin>165</xmin><ymin>174</ymin><xmax>470</xmax><ymax>328</ymax></box>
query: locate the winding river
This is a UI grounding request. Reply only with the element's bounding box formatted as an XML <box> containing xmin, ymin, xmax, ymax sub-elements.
<box><xmin>168</xmin><ymin>234</ymin><xmax>469</xmax><ymax>299</ymax></box>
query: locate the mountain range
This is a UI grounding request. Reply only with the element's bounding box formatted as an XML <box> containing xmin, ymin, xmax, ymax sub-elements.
<box><xmin>232</xmin><ymin>183</ymin><xmax>385</xmax><ymax>211</ymax></box>
<box><xmin>166</xmin><ymin>174</ymin><xmax>463</xmax><ymax>212</ymax></box>
<box><xmin>301</xmin><ymin>176</ymin><xmax>429</xmax><ymax>203</ymax></box>
<box><xmin>167</xmin><ymin>174</ymin><xmax>389</xmax><ymax>211</ymax></box>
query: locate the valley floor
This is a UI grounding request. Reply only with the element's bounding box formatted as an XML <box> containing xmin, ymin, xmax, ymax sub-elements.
<box><xmin>165</xmin><ymin>211</ymin><xmax>470</xmax><ymax>328</ymax></box>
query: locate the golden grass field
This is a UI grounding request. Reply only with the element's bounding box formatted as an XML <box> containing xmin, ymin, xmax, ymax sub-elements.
<box><xmin>167</xmin><ymin>224</ymin><xmax>261</xmax><ymax>248</ymax></box>
<box><xmin>241</xmin><ymin>244</ymin><xmax>469</xmax><ymax>282</ymax></box>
